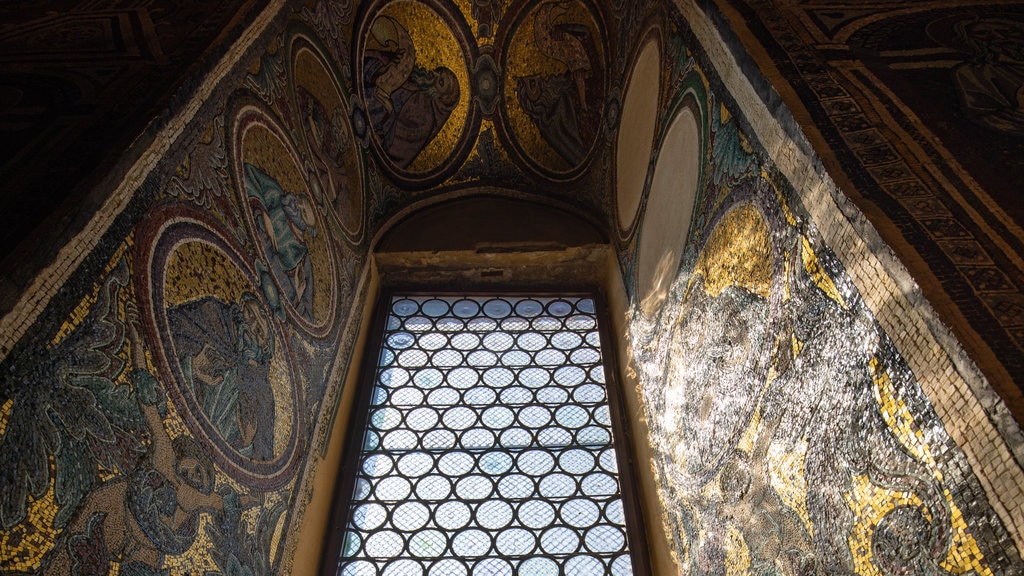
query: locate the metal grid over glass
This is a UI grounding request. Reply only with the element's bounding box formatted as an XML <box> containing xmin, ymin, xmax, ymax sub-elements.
<box><xmin>335</xmin><ymin>295</ymin><xmax>636</xmax><ymax>576</ymax></box>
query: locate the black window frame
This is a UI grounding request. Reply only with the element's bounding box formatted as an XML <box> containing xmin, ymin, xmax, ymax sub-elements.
<box><xmin>319</xmin><ymin>287</ymin><xmax>652</xmax><ymax>576</ymax></box>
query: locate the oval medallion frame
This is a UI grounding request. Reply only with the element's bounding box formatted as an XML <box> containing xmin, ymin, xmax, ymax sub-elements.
<box><xmin>495</xmin><ymin>0</ymin><xmax>609</xmax><ymax>181</ymax></box>
<box><xmin>354</xmin><ymin>0</ymin><xmax>479</xmax><ymax>188</ymax></box>
<box><xmin>289</xmin><ymin>31</ymin><xmax>367</xmax><ymax>246</ymax></box>
<box><xmin>231</xmin><ymin>102</ymin><xmax>340</xmax><ymax>339</ymax></box>
<box><xmin>134</xmin><ymin>204</ymin><xmax>305</xmax><ymax>490</ymax></box>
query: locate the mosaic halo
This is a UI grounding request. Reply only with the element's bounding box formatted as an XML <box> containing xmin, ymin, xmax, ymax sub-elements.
<box><xmin>355</xmin><ymin>0</ymin><xmax>478</xmax><ymax>187</ymax></box>
<box><xmin>231</xmin><ymin>102</ymin><xmax>340</xmax><ymax>339</ymax></box>
<box><xmin>497</xmin><ymin>0</ymin><xmax>608</xmax><ymax>180</ymax></box>
<box><xmin>659</xmin><ymin>183</ymin><xmax>792</xmax><ymax>489</ymax></box>
<box><xmin>289</xmin><ymin>33</ymin><xmax>366</xmax><ymax>246</ymax></box>
<box><xmin>133</xmin><ymin>205</ymin><xmax>305</xmax><ymax>490</ymax></box>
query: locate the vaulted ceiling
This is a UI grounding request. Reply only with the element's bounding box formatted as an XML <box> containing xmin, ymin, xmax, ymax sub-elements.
<box><xmin>2</xmin><ymin>0</ymin><xmax>1023</xmax><ymax>419</ymax></box>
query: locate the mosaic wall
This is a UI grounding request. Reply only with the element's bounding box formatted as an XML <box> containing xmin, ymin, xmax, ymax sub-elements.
<box><xmin>626</xmin><ymin>12</ymin><xmax>1024</xmax><ymax>574</ymax></box>
<box><xmin>1</xmin><ymin>0</ymin><xmax>1023</xmax><ymax>574</ymax></box>
<box><xmin>0</xmin><ymin>2</ymin><xmax>367</xmax><ymax>574</ymax></box>
<box><xmin>712</xmin><ymin>0</ymin><xmax>1024</xmax><ymax>417</ymax></box>
<box><xmin>0</xmin><ymin>1</ymin><xmax>633</xmax><ymax>573</ymax></box>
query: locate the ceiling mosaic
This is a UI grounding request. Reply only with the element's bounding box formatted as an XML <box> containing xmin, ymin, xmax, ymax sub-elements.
<box><xmin>0</xmin><ymin>0</ymin><xmax>270</xmax><ymax>262</ymax></box>
<box><xmin>335</xmin><ymin>0</ymin><xmax>647</xmax><ymax>208</ymax></box>
<box><xmin>1</xmin><ymin>0</ymin><xmax>1022</xmax><ymax>575</ymax></box>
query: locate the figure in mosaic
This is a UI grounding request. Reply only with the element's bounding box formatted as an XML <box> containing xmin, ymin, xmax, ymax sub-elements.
<box><xmin>363</xmin><ymin>15</ymin><xmax>460</xmax><ymax>168</ymax></box>
<box><xmin>517</xmin><ymin>73</ymin><xmax>585</xmax><ymax>165</ymax></box>
<box><xmin>515</xmin><ymin>1</ymin><xmax>594</xmax><ymax>166</ymax></box>
<box><xmin>58</xmin><ymin>345</ymin><xmax>219</xmax><ymax>574</ymax></box>
<box><xmin>166</xmin><ymin>291</ymin><xmax>276</xmax><ymax>461</ymax></box>
<box><xmin>534</xmin><ymin>1</ymin><xmax>592</xmax><ymax>110</ymax></box>
<box><xmin>297</xmin><ymin>85</ymin><xmax>355</xmax><ymax>229</ymax></box>
<box><xmin>945</xmin><ymin>17</ymin><xmax>1024</xmax><ymax>136</ymax></box>
<box><xmin>51</xmin><ymin>305</ymin><xmax>262</xmax><ymax>576</ymax></box>
<box><xmin>244</xmin><ymin>162</ymin><xmax>318</xmax><ymax>319</ymax></box>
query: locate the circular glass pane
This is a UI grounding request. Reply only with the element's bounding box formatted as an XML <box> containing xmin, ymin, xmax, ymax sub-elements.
<box><xmin>540</xmin><ymin>526</ymin><xmax>581</xmax><ymax>555</ymax></box>
<box><xmin>414</xmin><ymin>475</ymin><xmax>453</xmax><ymax>501</ymax></box>
<box><xmin>495</xmin><ymin>528</ymin><xmax>536</xmax><ymax>556</ymax></box>
<box><xmin>365</xmin><ymin>531</ymin><xmax>404</xmax><ymax>558</ymax></box>
<box><xmin>421</xmin><ymin>299</ymin><xmax>449</xmax><ymax>317</ymax></box>
<box><xmin>452</xmin><ymin>299</ymin><xmax>481</xmax><ymax>318</ymax></box>
<box><xmin>476</xmin><ymin>500</ymin><xmax>514</xmax><ymax>530</ymax></box>
<box><xmin>517</xmin><ymin>449</ymin><xmax>555</xmax><ymax>475</ymax></box>
<box><xmin>392</xmin><ymin>501</ymin><xmax>430</xmax><ymax>531</ymax></box>
<box><xmin>518</xmin><ymin>558</ymin><xmax>558</xmax><ymax>576</ymax></box>
<box><xmin>409</xmin><ymin>530</ymin><xmax>447</xmax><ymax>559</ymax></box>
<box><xmin>517</xmin><ymin>500</ymin><xmax>556</xmax><ymax>529</ymax></box>
<box><xmin>515</xmin><ymin>299</ymin><xmax>543</xmax><ymax>317</ymax></box>
<box><xmin>483</xmin><ymin>299</ymin><xmax>513</xmax><ymax>318</ymax></box>
<box><xmin>451</xmin><ymin>529</ymin><xmax>491</xmax><ymax>557</ymax></box>
<box><xmin>397</xmin><ymin>452</ymin><xmax>434</xmax><ymax>477</ymax></box>
<box><xmin>497</xmin><ymin>474</ymin><xmax>534</xmax><ymax>499</ymax></box>
<box><xmin>352</xmin><ymin>503</ymin><xmax>387</xmax><ymax>531</ymax></box>
<box><xmin>455</xmin><ymin>475</ymin><xmax>494</xmax><ymax>500</ymax></box>
<box><xmin>393</xmin><ymin>299</ymin><xmax>418</xmax><ymax>316</ymax></box>
<box><xmin>436</xmin><ymin>501</ymin><xmax>472</xmax><ymax>530</ymax></box>
<box><xmin>438</xmin><ymin>451</ymin><xmax>475</xmax><ymax>475</ymax></box>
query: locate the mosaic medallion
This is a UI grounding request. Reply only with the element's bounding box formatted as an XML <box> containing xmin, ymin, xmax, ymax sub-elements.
<box><xmin>500</xmin><ymin>0</ymin><xmax>607</xmax><ymax>178</ymax></box>
<box><xmin>232</xmin><ymin>103</ymin><xmax>339</xmax><ymax>338</ymax></box>
<box><xmin>291</xmin><ymin>34</ymin><xmax>366</xmax><ymax>245</ymax></box>
<box><xmin>356</xmin><ymin>0</ymin><xmax>475</xmax><ymax>185</ymax></box>
<box><xmin>134</xmin><ymin>205</ymin><xmax>304</xmax><ymax>489</ymax></box>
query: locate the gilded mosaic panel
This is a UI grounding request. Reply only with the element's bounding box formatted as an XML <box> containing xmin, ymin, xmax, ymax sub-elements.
<box><xmin>0</xmin><ymin>2</ymin><xmax>364</xmax><ymax>574</ymax></box>
<box><xmin>500</xmin><ymin>0</ymin><xmax>607</xmax><ymax>177</ymax></box>
<box><xmin>628</xmin><ymin>28</ymin><xmax>1024</xmax><ymax>573</ymax></box>
<box><xmin>355</xmin><ymin>0</ymin><xmax>474</xmax><ymax>183</ymax></box>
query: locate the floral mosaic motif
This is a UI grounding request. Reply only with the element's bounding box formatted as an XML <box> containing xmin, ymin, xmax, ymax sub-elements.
<box><xmin>0</xmin><ymin>260</ymin><xmax>144</xmax><ymax>537</ymax></box>
<box><xmin>161</xmin><ymin>116</ymin><xmax>240</xmax><ymax>226</ymax></box>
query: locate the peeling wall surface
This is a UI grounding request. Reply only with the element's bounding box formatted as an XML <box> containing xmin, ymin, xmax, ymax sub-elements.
<box><xmin>0</xmin><ymin>0</ymin><xmax>1022</xmax><ymax>575</ymax></box>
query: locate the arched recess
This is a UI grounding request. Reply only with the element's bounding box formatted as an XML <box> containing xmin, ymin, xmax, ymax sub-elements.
<box><xmin>375</xmin><ymin>193</ymin><xmax>607</xmax><ymax>253</ymax></box>
<box><xmin>636</xmin><ymin>101</ymin><xmax>703</xmax><ymax>317</ymax></box>
<box><xmin>615</xmin><ymin>31</ymin><xmax>662</xmax><ymax>235</ymax></box>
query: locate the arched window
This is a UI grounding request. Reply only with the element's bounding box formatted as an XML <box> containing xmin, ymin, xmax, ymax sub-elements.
<box><xmin>322</xmin><ymin>292</ymin><xmax>650</xmax><ymax>576</ymax></box>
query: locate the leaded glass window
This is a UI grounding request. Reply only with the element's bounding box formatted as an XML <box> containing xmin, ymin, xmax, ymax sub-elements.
<box><xmin>330</xmin><ymin>294</ymin><xmax>645</xmax><ymax>576</ymax></box>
